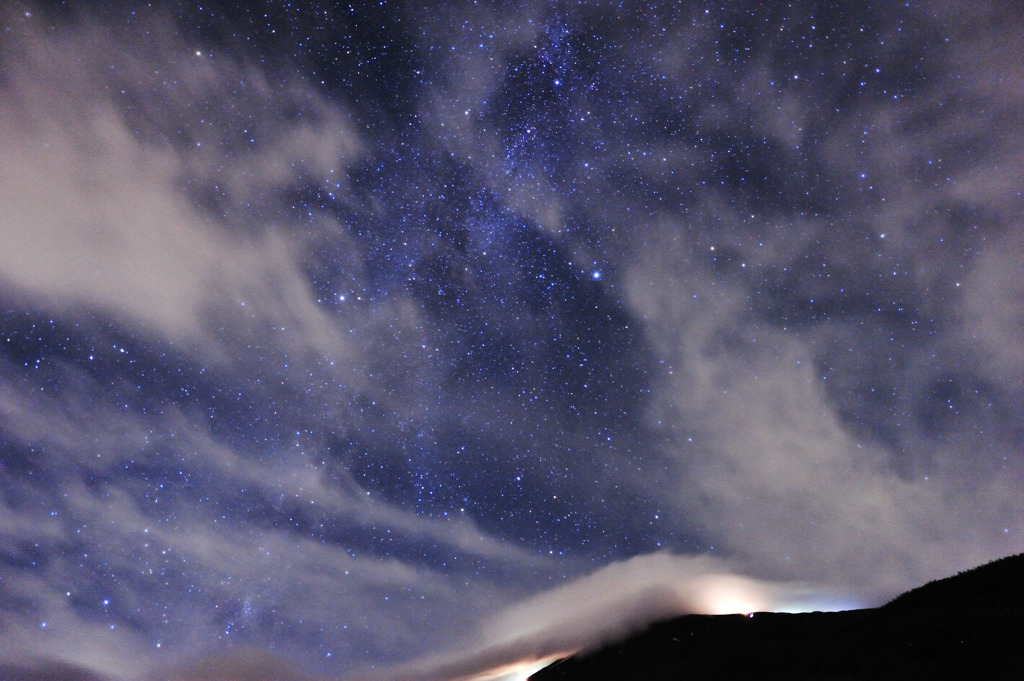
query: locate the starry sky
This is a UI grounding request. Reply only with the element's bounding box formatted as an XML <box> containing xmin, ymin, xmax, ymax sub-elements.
<box><xmin>1</xmin><ymin>1</ymin><xmax>1022</xmax><ymax>679</ymax></box>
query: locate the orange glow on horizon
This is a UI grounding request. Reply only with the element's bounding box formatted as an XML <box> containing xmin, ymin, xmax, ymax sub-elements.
<box><xmin>462</xmin><ymin>654</ymin><xmax>566</xmax><ymax>681</ymax></box>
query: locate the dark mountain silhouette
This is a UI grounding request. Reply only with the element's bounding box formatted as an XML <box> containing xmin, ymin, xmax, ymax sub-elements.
<box><xmin>530</xmin><ymin>553</ymin><xmax>1024</xmax><ymax>681</ymax></box>
<box><xmin>883</xmin><ymin>552</ymin><xmax>1024</xmax><ymax>612</ymax></box>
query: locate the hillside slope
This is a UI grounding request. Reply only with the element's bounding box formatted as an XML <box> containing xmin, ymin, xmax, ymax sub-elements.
<box><xmin>530</xmin><ymin>553</ymin><xmax>1024</xmax><ymax>681</ymax></box>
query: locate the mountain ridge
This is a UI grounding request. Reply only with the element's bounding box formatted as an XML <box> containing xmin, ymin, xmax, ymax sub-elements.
<box><xmin>529</xmin><ymin>553</ymin><xmax>1024</xmax><ymax>680</ymax></box>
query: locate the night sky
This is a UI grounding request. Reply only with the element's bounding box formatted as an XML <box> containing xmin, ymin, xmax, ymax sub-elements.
<box><xmin>1</xmin><ymin>1</ymin><xmax>1022</xmax><ymax>679</ymax></box>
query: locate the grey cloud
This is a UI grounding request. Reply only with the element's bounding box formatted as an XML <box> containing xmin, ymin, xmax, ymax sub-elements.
<box><xmin>0</xmin><ymin>660</ymin><xmax>113</xmax><ymax>681</ymax></box>
<box><xmin>361</xmin><ymin>552</ymin><xmax>843</xmax><ymax>681</ymax></box>
<box><xmin>157</xmin><ymin>649</ymin><xmax>321</xmax><ymax>681</ymax></box>
<box><xmin>0</xmin><ymin>363</ymin><xmax>534</xmax><ymax>675</ymax></box>
<box><xmin>618</xmin><ymin>0</ymin><xmax>1024</xmax><ymax>594</ymax></box>
<box><xmin>0</xmin><ymin>15</ymin><xmax>364</xmax><ymax>365</ymax></box>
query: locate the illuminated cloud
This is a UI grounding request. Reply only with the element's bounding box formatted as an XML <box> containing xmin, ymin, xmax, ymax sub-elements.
<box><xmin>362</xmin><ymin>553</ymin><xmax>852</xmax><ymax>681</ymax></box>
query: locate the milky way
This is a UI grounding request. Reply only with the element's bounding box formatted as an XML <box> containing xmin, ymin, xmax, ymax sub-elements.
<box><xmin>1</xmin><ymin>2</ymin><xmax>1022</xmax><ymax>679</ymax></box>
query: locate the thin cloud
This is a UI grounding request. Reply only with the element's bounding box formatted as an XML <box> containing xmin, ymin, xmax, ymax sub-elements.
<box><xmin>0</xmin><ymin>14</ymin><xmax>362</xmax><ymax>362</ymax></box>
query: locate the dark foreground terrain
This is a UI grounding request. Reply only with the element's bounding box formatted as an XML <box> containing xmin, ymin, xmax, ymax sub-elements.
<box><xmin>530</xmin><ymin>553</ymin><xmax>1024</xmax><ymax>680</ymax></box>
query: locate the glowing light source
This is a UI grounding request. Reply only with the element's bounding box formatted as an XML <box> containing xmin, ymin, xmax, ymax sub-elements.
<box><xmin>467</xmin><ymin>656</ymin><xmax>562</xmax><ymax>681</ymax></box>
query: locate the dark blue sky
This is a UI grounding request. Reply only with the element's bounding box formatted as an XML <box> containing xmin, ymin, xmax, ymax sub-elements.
<box><xmin>1</xmin><ymin>2</ymin><xmax>1022</xmax><ymax>679</ymax></box>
